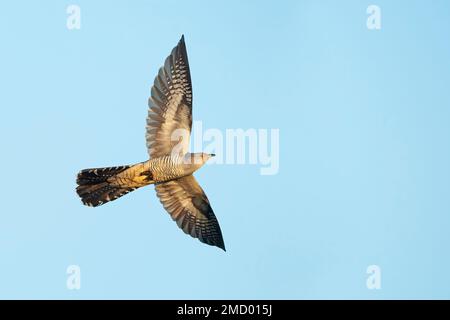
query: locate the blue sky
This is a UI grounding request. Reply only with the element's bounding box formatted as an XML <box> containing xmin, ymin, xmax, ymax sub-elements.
<box><xmin>1</xmin><ymin>0</ymin><xmax>450</xmax><ymax>299</ymax></box>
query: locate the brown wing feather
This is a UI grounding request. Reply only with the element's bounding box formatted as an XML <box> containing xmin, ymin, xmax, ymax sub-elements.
<box><xmin>155</xmin><ymin>175</ymin><xmax>225</xmax><ymax>251</ymax></box>
<box><xmin>146</xmin><ymin>35</ymin><xmax>193</xmax><ymax>158</ymax></box>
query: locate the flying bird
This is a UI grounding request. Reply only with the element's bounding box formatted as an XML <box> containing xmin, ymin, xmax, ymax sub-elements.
<box><xmin>76</xmin><ymin>35</ymin><xmax>225</xmax><ymax>251</ymax></box>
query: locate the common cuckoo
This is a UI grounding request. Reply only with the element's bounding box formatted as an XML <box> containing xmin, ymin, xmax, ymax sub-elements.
<box><xmin>76</xmin><ymin>36</ymin><xmax>225</xmax><ymax>251</ymax></box>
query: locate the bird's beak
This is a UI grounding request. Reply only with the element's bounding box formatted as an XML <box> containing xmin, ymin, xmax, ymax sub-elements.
<box><xmin>210</xmin><ymin>154</ymin><xmax>216</xmax><ymax>157</ymax></box>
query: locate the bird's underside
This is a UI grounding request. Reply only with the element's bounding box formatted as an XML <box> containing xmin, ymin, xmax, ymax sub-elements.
<box><xmin>75</xmin><ymin>35</ymin><xmax>225</xmax><ymax>251</ymax></box>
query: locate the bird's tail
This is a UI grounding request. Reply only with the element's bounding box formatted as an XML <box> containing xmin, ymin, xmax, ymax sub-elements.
<box><xmin>76</xmin><ymin>165</ymin><xmax>139</xmax><ymax>207</ymax></box>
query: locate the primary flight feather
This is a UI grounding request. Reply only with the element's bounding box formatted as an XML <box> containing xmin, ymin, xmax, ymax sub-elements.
<box><xmin>76</xmin><ymin>35</ymin><xmax>225</xmax><ymax>251</ymax></box>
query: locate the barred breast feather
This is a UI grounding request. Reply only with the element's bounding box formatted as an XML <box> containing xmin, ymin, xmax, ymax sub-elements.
<box><xmin>144</xmin><ymin>155</ymin><xmax>185</xmax><ymax>182</ymax></box>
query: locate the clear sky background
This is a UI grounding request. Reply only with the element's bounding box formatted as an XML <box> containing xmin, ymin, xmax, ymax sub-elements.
<box><xmin>1</xmin><ymin>0</ymin><xmax>450</xmax><ymax>299</ymax></box>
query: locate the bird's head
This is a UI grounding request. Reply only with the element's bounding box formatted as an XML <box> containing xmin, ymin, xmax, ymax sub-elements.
<box><xmin>183</xmin><ymin>153</ymin><xmax>215</xmax><ymax>168</ymax></box>
<box><xmin>203</xmin><ymin>153</ymin><xmax>215</xmax><ymax>161</ymax></box>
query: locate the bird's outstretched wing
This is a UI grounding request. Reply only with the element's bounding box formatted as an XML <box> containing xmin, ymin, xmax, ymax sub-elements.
<box><xmin>155</xmin><ymin>175</ymin><xmax>225</xmax><ymax>251</ymax></box>
<box><xmin>146</xmin><ymin>35</ymin><xmax>193</xmax><ymax>158</ymax></box>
